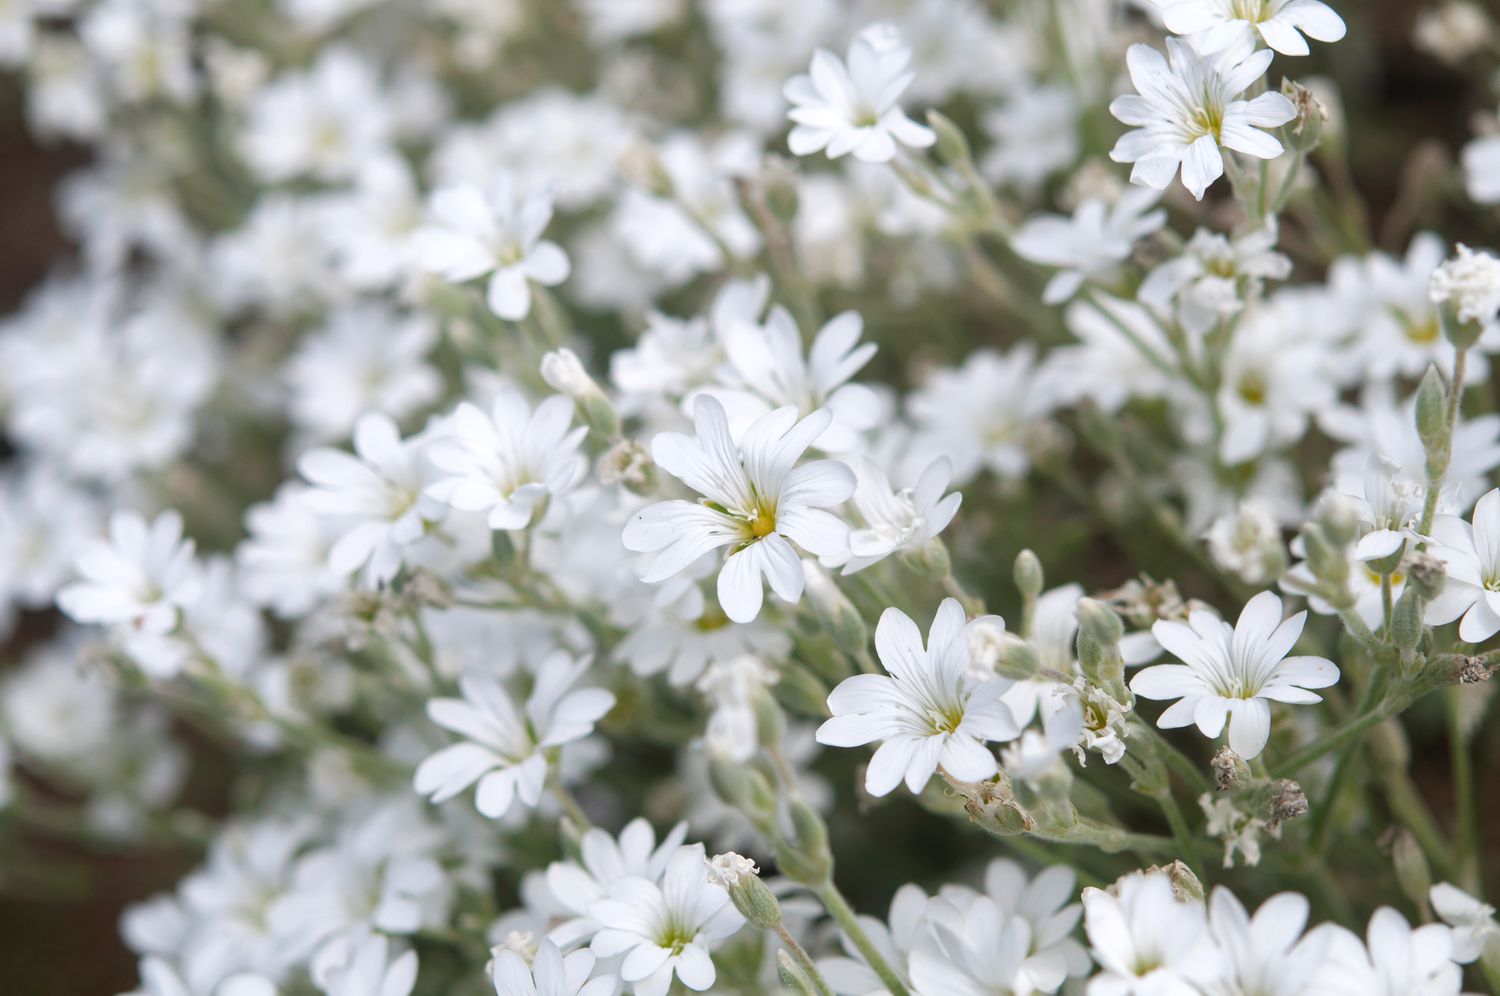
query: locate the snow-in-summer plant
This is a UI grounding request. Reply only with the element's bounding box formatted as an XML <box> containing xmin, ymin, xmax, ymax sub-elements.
<box><xmin>5</xmin><ymin>1</ymin><xmax>1500</xmax><ymax>994</ymax></box>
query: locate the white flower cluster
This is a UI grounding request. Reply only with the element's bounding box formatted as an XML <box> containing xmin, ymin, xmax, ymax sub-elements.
<box><xmin>0</xmin><ymin>0</ymin><xmax>1499</xmax><ymax>994</ymax></box>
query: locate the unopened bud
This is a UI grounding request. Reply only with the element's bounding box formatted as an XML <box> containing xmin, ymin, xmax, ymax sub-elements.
<box><xmin>774</xmin><ymin>798</ymin><xmax>832</xmax><ymax>885</ymax></box>
<box><xmin>1077</xmin><ymin>598</ymin><xmax>1125</xmax><ymax>647</ymax></box>
<box><xmin>709</xmin><ymin>755</ymin><xmax>751</xmax><ymax>807</ymax></box>
<box><xmin>1382</xmin><ymin>826</ymin><xmax>1433</xmax><ymax>914</ymax></box>
<box><xmin>774</xmin><ymin>663</ymin><xmax>831</xmax><ymax>719</ymax></box>
<box><xmin>1014</xmin><ymin>549</ymin><xmax>1044</xmax><ymax>601</ymax></box>
<box><xmin>541</xmin><ymin>349</ymin><xmax>618</xmax><ymax>438</ymax></box>
<box><xmin>926</xmin><ymin>109</ymin><xmax>972</xmax><ymax>167</ymax></box>
<box><xmin>994</xmin><ymin>634</ymin><xmax>1040</xmax><ymax>681</ymax></box>
<box><xmin>706</xmin><ymin>853</ymin><xmax>782</xmax><ymax>930</ymax></box>
<box><xmin>1416</xmin><ymin>364</ymin><xmax>1450</xmax><ymax>467</ymax></box>
<box><xmin>900</xmin><ymin>537</ymin><xmax>951</xmax><ymax>579</ymax></box>
<box><xmin>1300</xmin><ymin>524</ymin><xmax>1349</xmax><ymax>587</ymax></box>
<box><xmin>777</xmin><ymin>949</ymin><xmax>817</xmax><ymax>995</ymax></box>
<box><xmin>803</xmin><ymin>562</ymin><xmax>868</xmax><ymax>654</ymax></box>
<box><xmin>1391</xmin><ymin>588</ymin><xmax>1426</xmax><ymax>652</ymax></box>
<box><xmin>1212</xmin><ymin>746</ymin><xmax>1250</xmax><ymax>792</ymax></box>
<box><xmin>1263</xmin><ymin>779</ymin><xmax>1308</xmax><ymax>836</ymax></box>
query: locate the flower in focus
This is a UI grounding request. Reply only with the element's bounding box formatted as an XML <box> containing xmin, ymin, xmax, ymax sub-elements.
<box><xmin>412</xmin><ymin>171</ymin><xmax>570</xmax><ymax>321</ymax></box>
<box><xmin>1109</xmin><ymin>39</ymin><xmax>1296</xmax><ymax>200</ymax></box>
<box><xmin>783</xmin><ymin>24</ymin><xmax>935</xmax><ymax>164</ymax></box>
<box><xmin>623</xmin><ymin>396</ymin><xmax>854</xmax><ymax>623</ymax></box>
<box><xmin>425</xmin><ymin>390</ymin><xmax>587</xmax><ymax>531</ymax></box>
<box><xmin>1425</xmin><ymin>488</ymin><xmax>1500</xmax><ymax>642</ymax></box>
<box><xmin>587</xmin><ymin>842</ymin><xmax>744</xmax><ymax>996</ymax></box>
<box><xmin>816</xmin><ymin>598</ymin><xmax>1021</xmax><ymax>796</ymax></box>
<box><xmin>413</xmin><ymin>654</ymin><xmax>615</xmax><ymax>819</ymax></box>
<box><xmin>1134</xmin><ymin>591</ymin><xmax>1339</xmax><ymax>758</ymax></box>
<box><xmin>835</xmin><ymin>456</ymin><xmax>962</xmax><ymax>575</ymax></box>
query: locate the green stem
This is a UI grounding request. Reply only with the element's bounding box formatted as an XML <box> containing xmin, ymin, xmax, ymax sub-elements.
<box><xmin>815</xmin><ymin>882</ymin><xmax>911</xmax><ymax>996</ymax></box>
<box><xmin>1419</xmin><ymin>347</ymin><xmax>1468</xmax><ymax>539</ymax></box>
<box><xmin>1134</xmin><ymin>721</ymin><xmax>1214</xmax><ymax>796</ymax></box>
<box><xmin>1447</xmin><ymin>687</ymin><xmax>1481</xmax><ymax>893</ymax></box>
<box><xmin>1155</xmin><ymin>789</ymin><xmax>1203</xmax><ymax>879</ymax></box>
<box><xmin>551</xmin><ymin>782</ymin><xmax>592</xmax><ymax>829</ymax></box>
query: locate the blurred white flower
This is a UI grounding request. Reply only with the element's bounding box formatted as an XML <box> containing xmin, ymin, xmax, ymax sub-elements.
<box><xmin>1148</xmin><ymin>0</ymin><xmax>1346</xmax><ymax>57</ymax></box>
<box><xmin>1012</xmin><ymin>188</ymin><xmax>1166</xmax><ymax>304</ymax></box>
<box><xmin>1430</xmin><ymin>242</ymin><xmax>1500</xmax><ymax>325</ymax></box>
<box><xmin>1429</xmin><ymin>882</ymin><xmax>1499</xmax><ymax>963</ymax></box>
<box><xmin>314</xmin><ymin>934</ymin><xmax>416</xmax><ymax>996</ymax></box>
<box><xmin>241</xmin><ymin>47</ymin><xmax>392</xmax><ymax>182</ymax></box>
<box><xmin>1080</xmin><ymin>871</ymin><xmax>1220</xmax><ymax>994</ymax></box>
<box><xmin>783</xmin><ymin>24</ymin><xmax>935</xmax><ymax>163</ymax></box>
<box><xmin>413</xmin><ymin>172</ymin><xmax>570</xmax><ymax>321</ymax></box>
<box><xmin>58</xmin><ymin>510</ymin><xmax>201</xmax><ymax>640</ymax></box>
<box><xmin>491</xmin><ymin>936</ymin><xmax>615</xmax><ymax>996</ymax></box>
<box><xmin>1313</xmin><ymin>907</ymin><xmax>1461</xmax><ymax>995</ymax></box>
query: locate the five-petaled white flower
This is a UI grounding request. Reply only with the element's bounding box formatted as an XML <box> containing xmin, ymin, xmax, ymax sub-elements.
<box><xmin>816</xmin><ymin>598</ymin><xmax>1021</xmax><ymax>796</ymax></box>
<box><xmin>1012</xmin><ymin>187</ymin><xmax>1168</xmax><ymax>305</ymax></box>
<box><xmin>783</xmin><ymin>24</ymin><xmax>935</xmax><ymax>164</ymax></box>
<box><xmin>622</xmin><ymin>396</ymin><xmax>854</xmax><ymax>624</ymax></box>
<box><xmin>317</xmin><ymin>934</ymin><xmax>418</xmax><ymax>996</ymax></box>
<box><xmin>413</xmin><ymin>653</ymin><xmax>615</xmax><ymax>819</ymax></box>
<box><xmin>298</xmin><ymin>412</ymin><xmax>438</xmax><ymax>587</ymax></box>
<box><xmin>588</xmin><ymin>842</ymin><xmax>744</xmax><ymax>996</ymax></box>
<box><xmin>1081</xmin><ymin>871</ymin><xmax>1221</xmax><ymax>995</ymax></box>
<box><xmin>1133</xmin><ymin>590</ymin><xmax>1339</xmax><ymax>758</ymax></box>
<box><xmin>1149</xmin><ymin>0</ymin><xmax>1346</xmax><ymax>57</ymax></box>
<box><xmin>1109</xmin><ymin>38</ymin><xmax>1296</xmax><ymax>200</ymax></box>
<box><xmin>412</xmin><ymin>170</ymin><xmax>570</xmax><ymax>321</ymax></box>
<box><xmin>425</xmin><ymin>390</ymin><xmax>587</xmax><ymax>531</ymax></box>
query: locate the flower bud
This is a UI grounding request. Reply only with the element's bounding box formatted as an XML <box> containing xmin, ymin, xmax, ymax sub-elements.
<box><xmin>775</xmin><ymin>663</ymin><xmax>831</xmax><ymax>718</ymax></box>
<box><xmin>708</xmin><ymin>755</ymin><xmax>751</xmax><ymax>807</ymax></box>
<box><xmin>900</xmin><ymin>537</ymin><xmax>951</xmax><ymax>579</ymax></box>
<box><xmin>1076</xmin><ymin>597</ymin><xmax>1125</xmax><ymax>647</ymax></box>
<box><xmin>541</xmin><ymin>349</ymin><xmax>618</xmax><ymax>438</ymax></box>
<box><xmin>802</xmin><ymin>562</ymin><xmax>868</xmax><ymax>654</ymax></box>
<box><xmin>774</xmin><ymin>798</ymin><xmax>832</xmax><ymax>885</ymax></box>
<box><xmin>926</xmin><ymin>108</ymin><xmax>972</xmax><ymax>167</ymax></box>
<box><xmin>994</xmin><ymin>634</ymin><xmax>1040</xmax><ymax>681</ymax></box>
<box><xmin>1014</xmin><ymin>549</ymin><xmax>1044</xmax><ymax>601</ymax></box>
<box><xmin>1407</xmin><ymin>551</ymin><xmax>1447</xmax><ymax>601</ymax></box>
<box><xmin>1263</xmin><ymin>779</ymin><xmax>1308</xmax><ymax>836</ymax></box>
<box><xmin>777</xmin><ymin>949</ymin><xmax>817</xmax><ymax>995</ymax></box>
<box><xmin>1382</xmin><ymin>826</ymin><xmax>1432</xmax><ymax>914</ymax></box>
<box><xmin>706</xmin><ymin>852</ymin><xmax>782</xmax><ymax>930</ymax></box>
<box><xmin>1416</xmin><ymin>363</ymin><xmax>1449</xmax><ymax>462</ymax></box>
<box><xmin>753</xmin><ymin>688</ymin><xmax>787</xmax><ymax>753</ymax></box>
<box><xmin>1300</xmin><ymin>524</ymin><xmax>1348</xmax><ymax>588</ymax></box>
<box><xmin>1391</xmin><ymin>588</ymin><xmax>1426</xmax><ymax>653</ymax></box>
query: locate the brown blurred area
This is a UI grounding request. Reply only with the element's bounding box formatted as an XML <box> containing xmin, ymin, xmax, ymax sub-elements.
<box><xmin>0</xmin><ymin>2</ymin><xmax>1495</xmax><ymax>994</ymax></box>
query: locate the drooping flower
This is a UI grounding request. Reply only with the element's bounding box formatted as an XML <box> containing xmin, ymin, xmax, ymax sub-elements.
<box><xmin>424</xmin><ymin>390</ymin><xmax>587</xmax><ymax>531</ymax></box>
<box><xmin>1148</xmin><ymin>0</ymin><xmax>1346</xmax><ymax>57</ymax></box>
<box><xmin>412</xmin><ymin>171</ymin><xmax>570</xmax><ymax>321</ymax></box>
<box><xmin>413</xmin><ymin>654</ymin><xmax>615</xmax><ymax>819</ymax></box>
<box><xmin>816</xmin><ymin>598</ymin><xmax>1021</xmax><ymax>796</ymax></box>
<box><xmin>783</xmin><ymin>24</ymin><xmax>935</xmax><ymax>164</ymax></box>
<box><xmin>622</xmin><ymin>396</ymin><xmax>854</xmax><ymax>623</ymax></box>
<box><xmin>1109</xmin><ymin>38</ymin><xmax>1296</xmax><ymax>200</ymax></box>
<box><xmin>1133</xmin><ymin>590</ymin><xmax>1338</xmax><ymax>758</ymax></box>
<box><xmin>588</xmin><ymin>843</ymin><xmax>744</xmax><ymax>996</ymax></box>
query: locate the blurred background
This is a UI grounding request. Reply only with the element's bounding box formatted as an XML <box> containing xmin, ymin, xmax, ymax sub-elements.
<box><xmin>0</xmin><ymin>0</ymin><xmax>1496</xmax><ymax>991</ymax></box>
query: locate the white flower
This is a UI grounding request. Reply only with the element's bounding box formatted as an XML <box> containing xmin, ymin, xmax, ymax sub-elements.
<box><xmin>315</xmin><ymin>934</ymin><xmax>417</xmax><ymax>996</ymax></box>
<box><xmin>491</xmin><ymin>937</ymin><xmax>615</xmax><ymax>996</ymax></box>
<box><xmin>1012</xmin><ymin>188</ymin><xmax>1166</xmax><ymax>304</ymax></box>
<box><xmin>698</xmin><ymin>307</ymin><xmax>881</xmax><ymax>453</ymax></box>
<box><xmin>1149</xmin><ymin>0</ymin><xmax>1346</xmax><ymax>57</ymax></box>
<box><xmin>816</xmin><ymin>598</ymin><xmax>1021</xmax><ymax>796</ymax></box>
<box><xmin>238</xmin><ymin>484</ymin><xmax>341</xmax><ymax>619</ymax></box>
<box><xmin>1109</xmin><ymin>39</ymin><xmax>1295</xmax><ymax>200</ymax></box>
<box><xmin>697</xmin><ymin>654</ymin><xmax>779</xmax><ymax>762</ymax></box>
<box><xmin>623</xmin><ymin>396</ymin><xmax>854</xmax><ymax>623</ymax></box>
<box><xmin>1430</xmin><ymin>242</ymin><xmax>1500</xmax><ymax>325</ymax></box>
<box><xmin>298</xmin><ymin>412</ymin><xmax>438</xmax><ymax>587</ymax></box>
<box><xmin>1202</xmin><ymin>887</ymin><xmax>1332</xmax><ymax>994</ymax></box>
<box><xmin>1204</xmin><ymin>499</ymin><xmax>1285</xmax><ymax>585</ymax></box>
<box><xmin>1134</xmin><ymin>591</ymin><xmax>1339</xmax><ymax>758</ymax></box>
<box><xmin>1429</xmin><ymin>882</ymin><xmax>1499</xmax><ymax>964</ymax></box>
<box><xmin>817</xmin><ymin>883</ymin><xmax>926</xmax><ymax>994</ymax></box>
<box><xmin>1081</xmin><ymin>871</ymin><xmax>1220</xmax><ymax>995</ymax></box>
<box><xmin>588</xmin><ymin>842</ymin><xmax>744</xmax><ymax>996</ymax></box>
<box><xmin>241</xmin><ymin>46</ymin><xmax>392</xmax><ymax>182</ymax></box>
<box><xmin>412</xmin><ymin>171</ymin><xmax>570</xmax><ymax>321</ymax></box>
<box><xmin>1313</xmin><ymin>907</ymin><xmax>1461</xmax><ymax>995</ymax></box>
<box><xmin>58</xmin><ymin>510</ymin><xmax>202</xmax><ymax>639</ymax></box>
<box><xmin>1199</xmin><ymin>794</ymin><xmax>1264</xmax><ymax>868</ymax></box>
<box><xmin>1213</xmin><ymin>304</ymin><xmax>1334</xmax><ymax>465</ymax></box>
<box><xmin>911</xmin><ymin>895</ymin><xmax>1057</xmax><ymax>996</ymax></box>
<box><xmin>412</xmin><ymin>654</ymin><xmax>615</xmax><ymax>819</ymax></box>
<box><xmin>544</xmin><ymin>818</ymin><xmax>690</xmax><ymax>947</ymax></box>
<box><xmin>704</xmin><ymin>851</ymin><xmax>759</xmax><ymax>889</ymax></box>
<box><xmin>1426</xmin><ymin>488</ymin><xmax>1500</xmax><ymax>642</ymax></box>
<box><xmin>835</xmin><ymin>456</ymin><xmax>962</xmax><ymax>574</ymax></box>
<box><xmin>783</xmin><ymin>24</ymin><xmax>935</xmax><ymax>164</ymax></box>
<box><xmin>425</xmin><ymin>391</ymin><xmax>587</xmax><ymax>531</ymax></box>
<box><xmin>1139</xmin><ymin>221</ymin><xmax>1292</xmax><ymax>335</ymax></box>
<box><xmin>125</xmin><ymin>957</ymin><xmax>276</xmax><ymax>996</ymax></box>
<box><xmin>1055</xmin><ymin>294</ymin><xmax>1177</xmax><ymax>412</ymax></box>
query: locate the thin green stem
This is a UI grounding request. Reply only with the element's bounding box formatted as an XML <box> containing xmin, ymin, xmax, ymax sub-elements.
<box><xmin>1447</xmin><ymin>687</ymin><xmax>1481</xmax><ymax>893</ymax></box>
<box><xmin>551</xmin><ymin>782</ymin><xmax>592</xmax><ymax>829</ymax></box>
<box><xmin>815</xmin><ymin>882</ymin><xmax>911</xmax><ymax>996</ymax></box>
<box><xmin>1154</xmin><ymin>789</ymin><xmax>1203</xmax><ymax>879</ymax></box>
